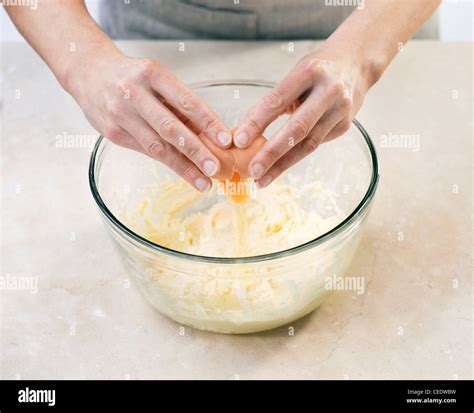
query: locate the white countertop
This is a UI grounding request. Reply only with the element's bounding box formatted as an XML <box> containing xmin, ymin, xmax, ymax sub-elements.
<box><xmin>1</xmin><ymin>40</ymin><xmax>472</xmax><ymax>379</ymax></box>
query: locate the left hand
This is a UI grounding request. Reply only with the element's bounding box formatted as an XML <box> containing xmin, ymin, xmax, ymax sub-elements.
<box><xmin>234</xmin><ymin>46</ymin><xmax>373</xmax><ymax>188</ymax></box>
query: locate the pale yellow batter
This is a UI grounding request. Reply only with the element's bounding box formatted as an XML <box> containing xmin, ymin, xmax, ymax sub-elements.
<box><xmin>127</xmin><ymin>177</ymin><xmax>341</xmax><ymax>258</ymax></box>
<box><xmin>119</xmin><ymin>175</ymin><xmax>350</xmax><ymax>333</ymax></box>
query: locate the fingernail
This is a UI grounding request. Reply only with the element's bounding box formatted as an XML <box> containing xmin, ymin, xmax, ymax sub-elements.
<box><xmin>234</xmin><ymin>131</ymin><xmax>249</xmax><ymax>148</ymax></box>
<box><xmin>217</xmin><ymin>131</ymin><xmax>231</xmax><ymax>146</ymax></box>
<box><xmin>257</xmin><ymin>175</ymin><xmax>272</xmax><ymax>188</ymax></box>
<box><xmin>250</xmin><ymin>163</ymin><xmax>265</xmax><ymax>179</ymax></box>
<box><xmin>194</xmin><ymin>178</ymin><xmax>211</xmax><ymax>192</ymax></box>
<box><xmin>203</xmin><ymin>159</ymin><xmax>218</xmax><ymax>177</ymax></box>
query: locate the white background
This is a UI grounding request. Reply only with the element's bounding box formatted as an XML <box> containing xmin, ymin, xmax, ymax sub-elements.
<box><xmin>1</xmin><ymin>0</ymin><xmax>473</xmax><ymax>42</ymax></box>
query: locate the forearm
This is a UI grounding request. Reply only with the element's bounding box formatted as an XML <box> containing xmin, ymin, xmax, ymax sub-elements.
<box><xmin>5</xmin><ymin>0</ymin><xmax>122</xmax><ymax>90</ymax></box>
<box><xmin>320</xmin><ymin>0</ymin><xmax>441</xmax><ymax>88</ymax></box>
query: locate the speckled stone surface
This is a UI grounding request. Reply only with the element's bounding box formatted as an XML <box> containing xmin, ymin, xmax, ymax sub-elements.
<box><xmin>1</xmin><ymin>41</ymin><xmax>472</xmax><ymax>379</ymax></box>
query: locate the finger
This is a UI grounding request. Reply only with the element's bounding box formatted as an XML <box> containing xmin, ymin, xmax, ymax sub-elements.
<box><xmin>133</xmin><ymin>90</ymin><xmax>222</xmax><ymax>178</ymax></box>
<box><xmin>234</xmin><ymin>67</ymin><xmax>313</xmax><ymax>148</ymax></box>
<box><xmin>285</xmin><ymin>98</ymin><xmax>303</xmax><ymax>115</ymax></box>
<box><xmin>159</xmin><ymin>99</ymin><xmax>202</xmax><ymax>136</ymax></box>
<box><xmin>248</xmin><ymin>85</ymin><xmax>342</xmax><ymax>180</ymax></box>
<box><xmin>119</xmin><ymin>114</ymin><xmax>212</xmax><ymax>192</ymax></box>
<box><xmin>103</xmin><ymin>125</ymin><xmax>146</xmax><ymax>154</ymax></box>
<box><xmin>255</xmin><ymin>108</ymin><xmax>346</xmax><ymax>189</ymax></box>
<box><xmin>159</xmin><ymin>97</ymin><xmax>189</xmax><ymax>124</ymax></box>
<box><xmin>151</xmin><ymin>73</ymin><xmax>232</xmax><ymax>148</ymax></box>
<box><xmin>323</xmin><ymin>117</ymin><xmax>352</xmax><ymax>142</ymax></box>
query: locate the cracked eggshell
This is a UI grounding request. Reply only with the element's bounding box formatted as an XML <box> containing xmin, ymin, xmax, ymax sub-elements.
<box><xmin>199</xmin><ymin>132</ymin><xmax>267</xmax><ymax>180</ymax></box>
<box><xmin>232</xmin><ymin>135</ymin><xmax>266</xmax><ymax>179</ymax></box>
<box><xmin>199</xmin><ymin>133</ymin><xmax>235</xmax><ymax>180</ymax></box>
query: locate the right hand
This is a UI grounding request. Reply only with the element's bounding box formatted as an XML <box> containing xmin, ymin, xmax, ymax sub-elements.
<box><xmin>64</xmin><ymin>52</ymin><xmax>232</xmax><ymax>192</ymax></box>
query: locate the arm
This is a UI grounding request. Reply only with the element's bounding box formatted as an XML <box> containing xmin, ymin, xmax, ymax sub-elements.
<box><xmin>5</xmin><ymin>0</ymin><xmax>119</xmax><ymax>88</ymax></box>
<box><xmin>235</xmin><ymin>0</ymin><xmax>441</xmax><ymax>188</ymax></box>
<box><xmin>5</xmin><ymin>0</ymin><xmax>232</xmax><ymax>192</ymax></box>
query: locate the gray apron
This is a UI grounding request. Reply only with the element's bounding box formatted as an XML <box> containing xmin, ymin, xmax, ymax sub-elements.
<box><xmin>99</xmin><ymin>0</ymin><xmax>438</xmax><ymax>40</ymax></box>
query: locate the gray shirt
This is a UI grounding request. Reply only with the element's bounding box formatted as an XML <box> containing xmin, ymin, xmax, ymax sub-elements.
<box><xmin>99</xmin><ymin>0</ymin><xmax>438</xmax><ymax>40</ymax></box>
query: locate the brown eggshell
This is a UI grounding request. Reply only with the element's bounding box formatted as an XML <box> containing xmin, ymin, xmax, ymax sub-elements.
<box><xmin>199</xmin><ymin>132</ymin><xmax>267</xmax><ymax>180</ymax></box>
<box><xmin>199</xmin><ymin>133</ymin><xmax>235</xmax><ymax>180</ymax></box>
<box><xmin>231</xmin><ymin>135</ymin><xmax>266</xmax><ymax>178</ymax></box>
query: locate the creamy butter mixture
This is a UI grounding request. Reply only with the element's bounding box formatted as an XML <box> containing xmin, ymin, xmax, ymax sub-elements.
<box><xmin>120</xmin><ymin>176</ymin><xmax>348</xmax><ymax>333</ymax></box>
<box><xmin>127</xmin><ymin>177</ymin><xmax>341</xmax><ymax>258</ymax></box>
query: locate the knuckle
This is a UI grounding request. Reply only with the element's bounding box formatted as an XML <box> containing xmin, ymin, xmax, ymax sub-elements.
<box><xmin>179</xmin><ymin>91</ymin><xmax>199</xmax><ymax>112</ymax></box>
<box><xmin>339</xmin><ymin>118</ymin><xmax>352</xmax><ymax>133</ymax></box>
<box><xmin>339</xmin><ymin>96</ymin><xmax>352</xmax><ymax>112</ymax></box>
<box><xmin>147</xmin><ymin>140</ymin><xmax>165</xmax><ymax>159</ymax></box>
<box><xmin>303</xmin><ymin>58</ymin><xmax>324</xmax><ymax>79</ymax></box>
<box><xmin>184</xmin><ymin>143</ymin><xmax>204</xmax><ymax>162</ymax></box>
<box><xmin>142</xmin><ymin>104</ymin><xmax>158</xmax><ymax>122</ymax></box>
<box><xmin>302</xmin><ymin>136</ymin><xmax>320</xmax><ymax>153</ymax></box>
<box><xmin>329</xmin><ymin>80</ymin><xmax>345</xmax><ymax>97</ymax></box>
<box><xmin>262</xmin><ymin>90</ymin><xmax>285</xmax><ymax>112</ymax></box>
<box><xmin>272</xmin><ymin>157</ymin><xmax>291</xmax><ymax>179</ymax></box>
<box><xmin>202</xmin><ymin>116</ymin><xmax>220</xmax><ymax>133</ymax></box>
<box><xmin>135</xmin><ymin>58</ymin><xmax>157</xmax><ymax>80</ymax></box>
<box><xmin>103</xmin><ymin>125</ymin><xmax>122</xmax><ymax>141</ymax></box>
<box><xmin>105</xmin><ymin>99</ymin><xmax>123</xmax><ymax>118</ymax></box>
<box><xmin>116</xmin><ymin>79</ymin><xmax>135</xmax><ymax>96</ymax></box>
<box><xmin>159</xmin><ymin>117</ymin><xmax>178</xmax><ymax>137</ymax></box>
<box><xmin>288</xmin><ymin>118</ymin><xmax>310</xmax><ymax>138</ymax></box>
<box><xmin>261</xmin><ymin>146</ymin><xmax>280</xmax><ymax>164</ymax></box>
<box><xmin>177</xmin><ymin>162</ymin><xmax>195</xmax><ymax>179</ymax></box>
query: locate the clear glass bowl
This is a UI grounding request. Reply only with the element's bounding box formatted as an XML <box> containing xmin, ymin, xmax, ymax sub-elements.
<box><xmin>89</xmin><ymin>80</ymin><xmax>379</xmax><ymax>334</ymax></box>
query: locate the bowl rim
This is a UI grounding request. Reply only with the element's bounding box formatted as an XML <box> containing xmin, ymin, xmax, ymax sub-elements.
<box><xmin>89</xmin><ymin>79</ymin><xmax>379</xmax><ymax>264</ymax></box>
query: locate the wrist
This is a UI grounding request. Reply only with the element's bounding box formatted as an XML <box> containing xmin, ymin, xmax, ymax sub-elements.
<box><xmin>57</xmin><ymin>41</ymin><xmax>125</xmax><ymax>95</ymax></box>
<box><xmin>319</xmin><ymin>36</ymin><xmax>387</xmax><ymax>92</ymax></box>
<box><xmin>322</xmin><ymin>10</ymin><xmax>395</xmax><ymax>91</ymax></box>
<box><xmin>353</xmin><ymin>47</ymin><xmax>387</xmax><ymax>91</ymax></box>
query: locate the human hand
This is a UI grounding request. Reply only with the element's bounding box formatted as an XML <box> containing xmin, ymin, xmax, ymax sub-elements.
<box><xmin>199</xmin><ymin>130</ymin><xmax>266</xmax><ymax>181</ymax></box>
<box><xmin>234</xmin><ymin>46</ymin><xmax>374</xmax><ymax>188</ymax></box>
<box><xmin>65</xmin><ymin>52</ymin><xmax>232</xmax><ymax>192</ymax></box>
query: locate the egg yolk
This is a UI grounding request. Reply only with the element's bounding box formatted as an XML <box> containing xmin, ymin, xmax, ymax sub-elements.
<box><xmin>220</xmin><ymin>170</ymin><xmax>249</xmax><ymax>204</ymax></box>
